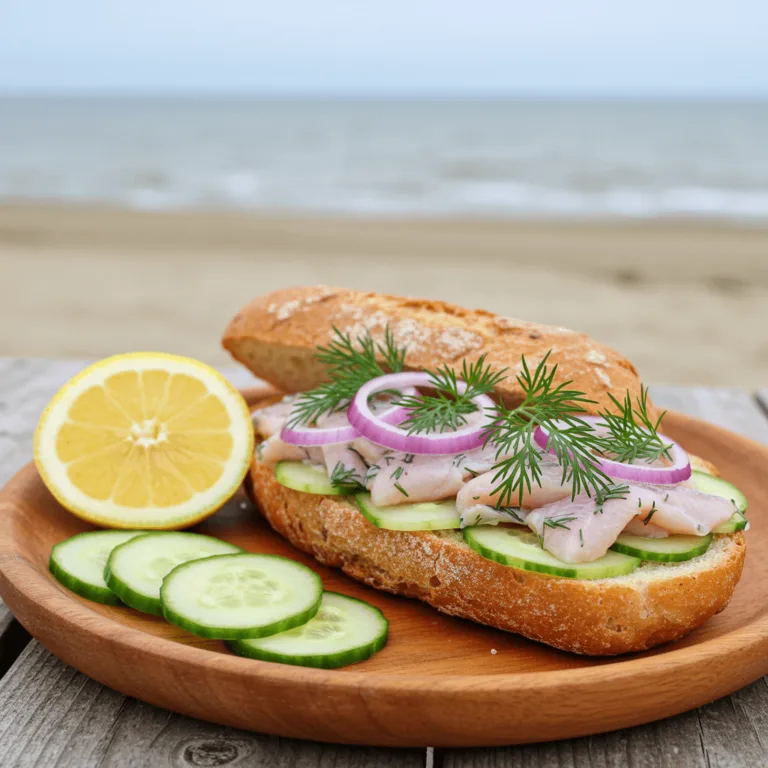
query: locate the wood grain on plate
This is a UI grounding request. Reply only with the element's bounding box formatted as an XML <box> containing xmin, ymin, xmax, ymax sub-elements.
<box><xmin>1</xmin><ymin>394</ymin><xmax>767</xmax><ymax>748</ymax></box>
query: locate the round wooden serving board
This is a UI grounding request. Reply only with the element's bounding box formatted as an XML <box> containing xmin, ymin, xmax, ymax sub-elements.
<box><xmin>1</xmin><ymin>397</ymin><xmax>768</xmax><ymax>747</ymax></box>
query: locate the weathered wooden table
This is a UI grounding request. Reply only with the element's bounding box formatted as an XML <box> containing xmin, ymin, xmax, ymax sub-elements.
<box><xmin>2</xmin><ymin>358</ymin><xmax>768</xmax><ymax>767</ymax></box>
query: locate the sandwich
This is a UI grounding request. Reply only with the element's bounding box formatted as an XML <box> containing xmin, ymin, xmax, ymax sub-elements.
<box><xmin>222</xmin><ymin>286</ymin><xmax>747</xmax><ymax>655</ymax></box>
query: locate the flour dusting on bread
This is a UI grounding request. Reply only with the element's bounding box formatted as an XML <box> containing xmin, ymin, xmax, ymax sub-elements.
<box><xmin>223</xmin><ymin>286</ymin><xmax>645</xmax><ymax>413</ymax></box>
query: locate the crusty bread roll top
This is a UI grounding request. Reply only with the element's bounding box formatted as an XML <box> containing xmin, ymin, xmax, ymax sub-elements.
<box><xmin>223</xmin><ymin>286</ymin><xmax>647</xmax><ymax>414</ymax></box>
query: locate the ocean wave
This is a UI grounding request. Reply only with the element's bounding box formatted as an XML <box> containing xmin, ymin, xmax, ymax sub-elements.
<box><xmin>2</xmin><ymin>99</ymin><xmax>768</xmax><ymax>220</ymax></box>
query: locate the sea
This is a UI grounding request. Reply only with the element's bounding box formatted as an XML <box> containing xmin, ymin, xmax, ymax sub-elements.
<box><xmin>2</xmin><ymin>97</ymin><xmax>768</xmax><ymax>221</ymax></box>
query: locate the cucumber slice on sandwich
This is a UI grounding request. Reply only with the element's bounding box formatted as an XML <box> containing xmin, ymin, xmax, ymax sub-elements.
<box><xmin>105</xmin><ymin>532</ymin><xmax>243</xmax><ymax>615</ymax></box>
<box><xmin>231</xmin><ymin>591</ymin><xmax>388</xmax><ymax>668</ymax></box>
<box><xmin>611</xmin><ymin>533</ymin><xmax>712</xmax><ymax>562</ymax></box>
<box><xmin>49</xmin><ymin>530</ymin><xmax>145</xmax><ymax>605</ymax></box>
<box><xmin>690</xmin><ymin>471</ymin><xmax>748</xmax><ymax>534</ymax></box>
<box><xmin>713</xmin><ymin>511</ymin><xmax>749</xmax><ymax>533</ymax></box>
<box><xmin>161</xmin><ymin>553</ymin><xmax>322</xmax><ymax>640</ymax></box>
<box><xmin>355</xmin><ymin>493</ymin><xmax>460</xmax><ymax>530</ymax></box>
<box><xmin>464</xmin><ymin>526</ymin><xmax>640</xmax><ymax>580</ymax></box>
<box><xmin>275</xmin><ymin>460</ymin><xmax>356</xmax><ymax>495</ymax></box>
<box><xmin>691</xmin><ymin>470</ymin><xmax>748</xmax><ymax>514</ymax></box>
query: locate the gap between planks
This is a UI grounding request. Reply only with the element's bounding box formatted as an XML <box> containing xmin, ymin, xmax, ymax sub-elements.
<box><xmin>0</xmin><ymin>614</ymin><xmax>30</xmax><ymax>681</ymax></box>
<box><xmin>756</xmin><ymin>390</ymin><xmax>768</xmax><ymax>422</ymax></box>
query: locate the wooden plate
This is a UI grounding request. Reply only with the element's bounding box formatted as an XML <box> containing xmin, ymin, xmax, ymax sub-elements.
<box><xmin>1</xmin><ymin>401</ymin><xmax>767</xmax><ymax>748</ymax></box>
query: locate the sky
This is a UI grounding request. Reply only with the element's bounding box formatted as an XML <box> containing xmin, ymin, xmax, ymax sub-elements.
<box><xmin>1</xmin><ymin>1</ymin><xmax>767</xmax><ymax>97</ymax></box>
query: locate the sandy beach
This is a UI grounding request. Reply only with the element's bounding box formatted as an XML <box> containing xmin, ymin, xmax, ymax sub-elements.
<box><xmin>1</xmin><ymin>204</ymin><xmax>765</xmax><ymax>388</ymax></box>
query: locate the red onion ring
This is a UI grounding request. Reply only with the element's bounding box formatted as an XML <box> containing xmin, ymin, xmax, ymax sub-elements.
<box><xmin>533</xmin><ymin>415</ymin><xmax>691</xmax><ymax>485</ymax></box>
<box><xmin>348</xmin><ymin>372</ymin><xmax>495</xmax><ymax>455</ymax></box>
<box><xmin>280</xmin><ymin>387</ymin><xmax>416</xmax><ymax>446</ymax></box>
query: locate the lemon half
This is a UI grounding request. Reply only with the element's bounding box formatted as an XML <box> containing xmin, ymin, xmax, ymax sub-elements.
<box><xmin>34</xmin><ymin>353</ymin><xmax>254</xmax><ymax>529</ymax></box>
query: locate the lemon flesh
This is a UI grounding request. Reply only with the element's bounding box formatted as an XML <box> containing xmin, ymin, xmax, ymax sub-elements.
<box><xmin>35</xmin><ymin>353</ymin><xmax>254</xmax><ymax>529</ymax></box>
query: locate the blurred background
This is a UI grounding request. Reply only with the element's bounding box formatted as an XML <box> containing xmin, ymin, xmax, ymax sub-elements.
<box><xmin>1</xmin><ymin>1</ymin><xmax>767</xmax><ymax>387</ymax></box>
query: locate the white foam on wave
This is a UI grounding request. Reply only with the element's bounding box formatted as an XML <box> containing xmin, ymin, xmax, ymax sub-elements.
<box><xmin>215</xmin><ymin>171</ymin><xmax>263</xmax><ymax>206</ymax></box>
<box><xmin>4</xmin><ymin>170</ymin><xmax>768</xmax><ymax>221</ymax></box>
<box><xmin>435</xmin><ymin>181</ymin><xmax>768</xmax><ymax>220</ymax></box>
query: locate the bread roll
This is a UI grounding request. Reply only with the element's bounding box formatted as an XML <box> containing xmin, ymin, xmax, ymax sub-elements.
<box><xmin>226</xmin><ymin>286</ymin><xmax>743</xmax><ymax>655</ymax></box>
<box><xmin>223</xmin><ymin>286</ymin><xmax>647</xmax><ymax>414</ymax></box>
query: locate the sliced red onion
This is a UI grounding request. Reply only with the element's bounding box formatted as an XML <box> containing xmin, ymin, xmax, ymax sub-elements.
<box><xmin>280</xmin><ymin>387</ymin><xmax>416</xmax><ymax>446</ymax></box>
<box><xmin>533</xmin><ymin>415</ymin><xmax>691</xmax><ymax>485</ymax></box>
<box><xmin>348</xmin><ymin>372</ymin><xmax>495</xmax><ymax>455</ymax></box>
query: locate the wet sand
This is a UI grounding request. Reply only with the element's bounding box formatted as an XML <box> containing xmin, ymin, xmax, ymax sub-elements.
<box><xmin>1</xmin><ymin>204</ymin><xmax>765</xmax><ymax>388</ymax></box>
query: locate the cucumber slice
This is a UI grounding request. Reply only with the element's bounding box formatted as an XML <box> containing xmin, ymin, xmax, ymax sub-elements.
<box><xmin>275</xmin><ymin>461</ymin><xmax>354</xmax><ymax>496</ymax></box>
<box><xmin>355</xmin><ymin>493</ymin><xmax>460</xmax><ymax>531</ymax></box>
<box><xmin>230</xmin><ymin>592</ymin><xmax>388</xmax><ymax>668</ymax></box>
<box><xmin>161</xmin><ymin>553</ymin><xmax>323</xmax><ymax>640</ymax></box>
<box><xmin>105</xmin><ymin>532</ymin><xmax>243</xmax><ymax>615</ymax></box>
<box><xmin>713</xmin><ymin>511</ymin><xmax>749</xmax><ymax>534</ymax></box>
<box><xmin>691</xmin><ymin>470</ymin><xmax>748</xmax><ymax>514</ymax></box>
<box><xmin>611</xmin><ymin>533</ymin><xmax>712</xmax><ymax>562</ymax></box>
<box><xmin>463</xmin><ymin>526</ymin><xmax>640</xmax><ymax>580</ymax></box>
<box><xmin>50</xmin><ymin>530</ymin><xmax>145</xmax><ymax>605</ymax></box>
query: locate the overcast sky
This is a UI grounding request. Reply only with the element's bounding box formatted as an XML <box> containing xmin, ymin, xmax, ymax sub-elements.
<box><xmin>1</xmin><ymin>1</ymin><xmax>766</xmax><ymax>97</ymax></box>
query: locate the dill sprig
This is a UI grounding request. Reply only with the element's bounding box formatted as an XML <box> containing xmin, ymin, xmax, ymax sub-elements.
<box><xmin>287</xmin><ymin>325</ymin><xmax>406</xmax><ymax>427</ymax></box>
<box><xmin>594</xmin><ymin>483</ymin><xmax>630</xmax><ymax>514</ymax></box>
<box><xmin>498</xmin><ymin>507</ymin><xmax>526</xmax><ymax>524</ymax></box>
<box><xmin>543</xmin><ymin>515</ymin><xmax>578</xmax><ymax>531</ymax></box>
<box><xmin>390</xmin><ymin>466</ymin><xmax>409</xmax><ymax>496</ymax></box>
<box><xmin>394</xmin><ymin>354</ymin><xmax>507</xmax><ymax>435</ymax></box>
<box><xmin>482</xmin><ymin>351</ymin><xmax>612</xmax><ymax>507</ymax></box>
<box><xmin>643</xmin><ymin>500</ymin><xmax>659</xmax><ymax>525</ymax></box>
<box><xmin>595</xmin><ymin>386</ymin><xmax>672</xmax><ymax>465</ymax></box>
<box><xmin>329</xmin><ymin>462</ymin><xmax>363</xmax><ymax>491</ymax></box>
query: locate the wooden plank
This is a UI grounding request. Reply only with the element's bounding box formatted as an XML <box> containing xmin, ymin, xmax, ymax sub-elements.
<box><xmin>0</xmin><ymin>359</ymin><xmax>93</xmax><ymax>646</ymax></box>
<box><xmin>439</xmin><ymin>696</ymin><xmax>768</xmax><ymax>768</ymax></box>
<box><xmin>0</xmin><ymin>360</ymin><xmax>75</xmax><ymax>657</ymax></box>
<box><xmin>439</xmin><ymin>385</ymin><xmax>768</xmax><ymax>768</ymax></box>
<box><xmin>0</xmin><ymin>358</ymin><xmax>424</xmax><ymax>766</ymax></box>
<box><xmin>0</xmin><ymin>642</ymin><xmax>425</xmax><ymax>768</ymax></box>
<box><xmin>651</xmin><ymin>385</ymin><xmax>768</xmax><ymax>444</ymax></box>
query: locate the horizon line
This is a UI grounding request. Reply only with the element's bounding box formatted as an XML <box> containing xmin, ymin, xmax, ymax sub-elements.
<box><xmin>2</xmin><ymin>90</ymin><xmax>768</xmax><ymax>103</ymax></box>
